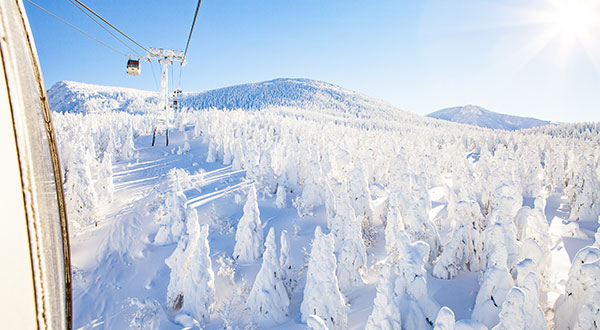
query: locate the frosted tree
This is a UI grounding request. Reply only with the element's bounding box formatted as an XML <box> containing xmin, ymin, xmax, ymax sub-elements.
<box><xmin>567</xmin><ymin>163</ymin><xmax>600</xmax><ymax>221</ymax></box>
<box><xmin>95</xmin><ymin>152</ymin><xmax>114</xmax><ymax>203</ymax></box>
<box><xmin>491</xmin><ymin>287</ymin><xmax>527</xmax><ymax>330</ymax></box>
<box><xmin>206</xmin><ymin>140</ymin><xmax>218</xmax><ymax>163</ymax></box>
<box><xmin>246</xmin><ymin>228</ymin><xmax>290</xmax><ymax>322</ymax></box>
<box><xmin>487</xmin><ymin>184</ymin><xmax>523</xmax><ymax>219</ymax></box>
<box><xmin>471</xmin><ymin>222</ymin><xmax>516</xmax><ymax>328</ymax></box>
<box><xmin>306</xmin><ymin>315</ymin><xmax>330</xmax><ymax>330</ymax></box>
<box><xmin>365</xmin><ymin>264</ymin><xmax>401</xmax><ymax>330</ymax></box>
<box><xmin>301</xmin><ymin>226</ymin><xmax>347</xmax><ymax>330</ymax></box>
<box><xmin>324</xmin><ymin>181</ymin><xmax>352</xmax><ymax>245</ymax></box>
<box><xmin>165</xmin><ymin>210</ymin><xmax>215</xmax><ymax>325</ymax></box>
<box><xmin>117</xmin><ymin>123</ymin><xmax>135</xmax><ymax>160</ymax></box>
<box><xmin>233</xmin><ymin>186</ymin><xmax>264</xmax><ymax>262</ymax></box>
<box><xmin>275</xmin><ymin>183</ymin><xmax>287</xmax><ymax>208</ymax></box>
<box><xmin>63</xmin><ymin>152</ymin><xmax>98</xmax><ymax>229</ymax></box>
<box><xmin>393</xmin><ymin>233</ymin><xmax>440</xmax><ymax>329</ymax></box>
<box><xmin>395</xmin><ymin>173</ymin><xmax>440</xmax><ymax>262</ymax></box>
<box><xmin>154</xmin><ymin>190</ymin><xmax>187</xmax><ymax>246</ymax></box>
<box><xmin>279</xmin><ymin>230</ymin><xmax>295</xmax><ymax>297</ymax></box>
<box><xmin>346</xmin><ymin>162</ymin><xmax>374</xmax><ymax>224</ymax></box>
<box><xmin>482</xmin><ymin>212</ymin><xmax>521</xmax><ymax>272</ymax></box>
<box><xmin>433</xmin><ymin>307</ymin><xmax>455</xmax><ymax>330</ymax></box>
<box><xmin>433</xmin><ymin>200</ymin><xmax>484</xmax><ymax>279</ymax></box>
<box><xmin>370</xmin><ymin>227</ymin><xmax>439</xmax><ymax>329</ymax></box>
<box><xmin>384</xmin><ymin>193</ymin><xmax>406</xmax><ymax>257</ymax></box>
<box><xmin>513</xmin><ymin>198</ymin><xmax>553</xmax><ymax>300</ymax></box>
<box><xmin>336</xmin><ymin>201</ymin><xmax>367</xmax><ymax>292</ymax></box>
<box><xmin>554</xmin><ymin>246</ymin><xmax>600</xmax><ymax>330</ymax></box>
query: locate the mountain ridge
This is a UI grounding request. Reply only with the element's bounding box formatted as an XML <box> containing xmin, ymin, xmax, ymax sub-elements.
<box><xmin>427</xmin><ymin>104</ymin><xmax>550</xmax><ymax>131</ymax></box>
<box><xmin>47</xmin><ymin>78</ymin><xmax>411</xmax><ymax>122</ymax></box>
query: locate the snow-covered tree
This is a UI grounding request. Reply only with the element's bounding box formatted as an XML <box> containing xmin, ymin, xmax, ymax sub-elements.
<box><xmin>554</xmin><ymin>246</ymin><xmax>600</xmax><ymax>330</ymax></box>
<box><xmin>165</xmin><ymin>210</ymin><xmax>215</xmax><ymax>325</ymax></box>
<box><xmin>154</xmin><ymin>190</ymin><xmax>187</xmax><ymax>246</ymax></box>
<box><xmin>246</xmin><ymin>228</ymin><xmax>289</xmax><ymax>322</ymax></box>
<box><xmin>63</xmin><ymin>152</ymin><xmax>98</xmax><ymax>229</ymax></box>
<box><xmin>95</xmin><ymin>152</ymin><xmax>114</xmax><ymax>203</ymax></box>
<box><xmin>566</xmin><ymin>162</ymin><xmax>600</xmax><ymax>221</ymax></box>
<box><xmin>336</xmin><ymin>201</ymin><xmax>367</xmax><ymax>292</ymax></box>
<box><xmin>275</xmin><ymin>183</ymin><xmax>287</xmax><ymax>208</ymax></box>
<box><xmin>206</xmin><ymin>140</ymin><xmax>218</xmax><ymax>163</ymax></box>
<box><xmin>233</xmin><ymin>186</ymin><xmax>264</xmax><ymax>262</ymax></box>
<box><xmin>393</xmin><ymin>233</ymin><xmax>440</xmax><ymax>329</ymax></box>
<box><xmin>306</xmin><ymin>315</ymin><xmax>330</xmax><ymax>330</ymax></box>
<box><xmin>369</xmin><ymin>228</ymin><xmax>439</xmax><ymax>329</ymax></box>
<box><xmin>513</xmin><ymin>198</ymin><xmax>553</xmax><ymax>300</ymax></box>
<box><xmin>433</xmin><ymin>200</ymin><xmax>485</xmax><ymax>279</ymax></box>
<box><xmin>301</xmin><ymin>226</ymin><xmax>347</xmax><ymax>330</ymax></box>
<box><xmin>472</xmin><ymin>221</ymin><xmax>517</xmax><ymax>328</ymax></box>
<box><xmin>365</xmin><ymin>264</ymin><xmax>402</xmax><ymax>330</ymax></box>
<box><xmin>433</xmin><ymin>307</ymin><xmax>455</xmax><ymax>330</ymax></box>
<box><xmin>279</xmin><ymin>230</ymin><xmax>295</xmax><ymax>297</ymax></box>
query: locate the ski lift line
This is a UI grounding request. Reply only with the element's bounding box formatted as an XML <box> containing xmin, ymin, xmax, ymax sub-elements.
<box><xmin>183</xmin><ymin>0</ymin><xmax>202</xmax><ymax>59</ymax></box>
<box><xmin>178</xmin><ymin>63</ymin><xmax>182</xmax><ymax>88</ymax></box>
<box><xmin>67</xmin><ymin>0</ymin><xmax>142</xmax><ymax>58</ymax></box>
<box><xmin>149</xmin><ymin>61</ymin><xmax>159</xmax><ymax>91</ymax></box>
<box><xmin>70</xmin><ymin>0</ymin><xmax>151</xmax><ymax>54</ymax></box>
<box><xmin>24</xmin><ymin>0</ymin><xmax>129</xmax><ymax>57</ymax></box>
<box><xmin>170</xmin><ymin>63</ymin><xmax>174</xmax><ymax>90</ymax></box>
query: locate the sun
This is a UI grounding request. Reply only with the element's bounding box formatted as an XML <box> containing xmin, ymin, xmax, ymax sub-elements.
<box><xmin>548</xmin><ymin>0</ymin><xmax>598</xmax><ymax>41</ymax></box>
<box><xmin>532</xmin><ymin>0</ymin><xmax>600</xmax><ymax>65</ymax></box>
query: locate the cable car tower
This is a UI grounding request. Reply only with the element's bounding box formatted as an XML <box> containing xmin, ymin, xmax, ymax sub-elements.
<box><xmin>145</xmin><ymin>48</ymin><xmax>187</xmax><ymax>146</ymax></box>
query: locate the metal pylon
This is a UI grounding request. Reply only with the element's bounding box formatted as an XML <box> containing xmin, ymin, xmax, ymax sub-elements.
<box><xmin>146</xmin><ymin>48</ymin><xmax>187</xmax><ymax>146</ymax></box>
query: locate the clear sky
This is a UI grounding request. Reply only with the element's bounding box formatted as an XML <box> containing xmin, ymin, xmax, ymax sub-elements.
<box><xmin>24</xmin><ymin>0</ymin><xmax>600</xmax><ymax>122</ymax></box>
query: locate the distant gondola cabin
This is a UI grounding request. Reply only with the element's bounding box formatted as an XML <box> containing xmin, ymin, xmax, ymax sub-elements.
<box><xmin>126</xmin><ymin>59</ymin><xmax>140</xmax><ymax>76</ymax></box>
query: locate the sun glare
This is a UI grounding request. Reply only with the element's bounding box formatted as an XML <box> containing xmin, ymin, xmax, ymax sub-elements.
<box><xmin>550</xmin><ymin>0</ymin><xmax>597</xmax><ymax>40</ymax></box>
<box><xmin>505</xmin><ymin>0</ymin><xmax>600</xmax><ymax>70</ymax></box>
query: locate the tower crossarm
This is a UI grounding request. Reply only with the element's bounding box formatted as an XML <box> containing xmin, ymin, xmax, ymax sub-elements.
<box><xmin>146</xmin><ymin>48</ymin><xmax>187</xmax><ymax>66</ymax></box>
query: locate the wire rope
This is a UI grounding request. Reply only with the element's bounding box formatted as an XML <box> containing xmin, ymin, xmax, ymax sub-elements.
<box><xmin>183</xmin><ymin>0</ymin><xmax>202</xmax><ymax>59</ymax></box>
<box><xmin>70</xmin><ymin>0</ymin><xmax>151</xmax><ymax>54</ymax></box>
<box><xmin>24</xmin><ymin>0</ymin><xmax>128</xmax><ymax>57</ymax></box>
<box><xmin>149</xmin><ymin>61</ymin><xmax>159</xmax><ymax>91</ymax></box>
<box><xmin>178</xmin><ymin>63</ymin><xmax>182</xmax><ymax>90</ymax></box>
<box><xmin>170</xmin><ymin>63</ymin><xmax>174</xmax><ymax>90</ymax></box>
<box><xmin>67</xmin><ymin>0</ymin><xmax>142</xmax><ymax>58</ymax></box>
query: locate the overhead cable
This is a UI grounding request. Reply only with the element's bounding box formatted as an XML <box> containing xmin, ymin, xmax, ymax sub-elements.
<box><xmin>24</xmin><ymin>0</ymin><xmax>128</xmax><ymax>57</ymax></box>
<box><xmin>71</xmin><ymin>0</ymin><xmax>151</xmax><ymax>54</ymax></box>
<box><xmin>183</xmin><ymin>0</ymin><xmax>202</xmax><ymax>59</ymax></box>
<box><xmin>67</xmin><ymin>0</ymin><xmax>142</xmax><ymax>58</ymax></box>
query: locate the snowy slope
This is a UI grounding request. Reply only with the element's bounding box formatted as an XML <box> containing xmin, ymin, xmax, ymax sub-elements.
<box><xmin>48</xmin><ymin>78</ymin><xmax>413</xmax><ymax>121</ymax></box>
<box><xmin>51</xmin><ymin>80</ymin><xmax>600</xmax><ymax>330</ymax></box>
<box><xmin>427</xmin><ymin>105</ymin><xmax>551</xmax><ymax>131</ymax></box>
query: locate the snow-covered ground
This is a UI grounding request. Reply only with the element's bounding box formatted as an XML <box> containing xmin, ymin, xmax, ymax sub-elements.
<box><xmin>50</xmin><ymin>81</ymin><xmax>600</xmax><ymax>329</ymax></box>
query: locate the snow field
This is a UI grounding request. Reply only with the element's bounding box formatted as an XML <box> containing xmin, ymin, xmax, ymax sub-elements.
<box><xmin>52</xmin><ymin>96</ymin><xmax>600</xmax><ymax>329</ymax></box>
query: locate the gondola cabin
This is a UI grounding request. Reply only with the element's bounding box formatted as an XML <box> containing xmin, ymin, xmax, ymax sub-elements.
<box><xmin>126</xmin><ymin>59</ymin><xmax>141</xmax><ymax>76</ymax></box>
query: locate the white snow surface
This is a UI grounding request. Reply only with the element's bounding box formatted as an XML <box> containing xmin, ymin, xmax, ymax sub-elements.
<box><xmin>49</xmin><ymin>80</ymin><xmax>600</xmax><ymax>329</ymax></box>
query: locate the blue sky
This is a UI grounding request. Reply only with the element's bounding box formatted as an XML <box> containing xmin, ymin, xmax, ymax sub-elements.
<box><xmin>25</xmin><ymin>0</ymin><xmax>600</xmax><ymax>122</ymax></box>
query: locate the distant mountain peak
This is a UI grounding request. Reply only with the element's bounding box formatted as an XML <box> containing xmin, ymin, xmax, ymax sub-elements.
<box><xmin>427</xmin><ymin>105</ymin><xmax>550</xmax><ymax>131</ymax></box>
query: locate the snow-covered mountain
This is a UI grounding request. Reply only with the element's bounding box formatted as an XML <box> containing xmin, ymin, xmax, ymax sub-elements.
<box><xmin>427</xmin><ymin>105</ymin><xmax>550</xmax><ymax>130</ymax></box>
<box><xmin>48</xmin><ymin>78</ymin><xmax>412</xmax><ymax>121</ymax></box>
